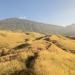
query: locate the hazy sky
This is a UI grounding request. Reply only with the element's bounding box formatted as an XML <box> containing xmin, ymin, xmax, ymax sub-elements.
<box><xmin>0</xmin><ymin>0</ymin><xmax>75</xmax><ymax>26</ymax></box>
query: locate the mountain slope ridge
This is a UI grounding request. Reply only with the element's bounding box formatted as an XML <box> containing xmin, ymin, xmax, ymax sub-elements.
<box><xmin>0</xmin><ymin>18</ymin><xmax>64</xmax><ymax>34</ymax></box>
<box><xmin>0</xmin><ymin>18</ymin><xmax>75</xmax><ymax>35</ymax></box>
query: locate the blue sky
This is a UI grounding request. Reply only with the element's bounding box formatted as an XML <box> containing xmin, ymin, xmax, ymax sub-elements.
<box><xmin>0</xmin><ymin>0</ymin><xmax>75</xmax><ymax>26</ymax></box>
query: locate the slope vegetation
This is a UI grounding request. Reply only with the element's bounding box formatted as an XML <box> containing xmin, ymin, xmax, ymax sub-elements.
<box><xmin>0</xmin><ymin>30</ymin><xmax>75</xmax><ymax>75</ymax></box>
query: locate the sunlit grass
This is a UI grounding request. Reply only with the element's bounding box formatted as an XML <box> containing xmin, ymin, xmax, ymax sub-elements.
<box><xmin>0</xmin><ymin>30</ymin><xmax>75</xmax><ymax>75</ymax></box>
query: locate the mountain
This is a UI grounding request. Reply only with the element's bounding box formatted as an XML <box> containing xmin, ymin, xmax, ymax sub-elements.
<box><xmin>0</xmin><ymin>18</ymin><xmax>64</xmax><ymax>34</ymax></box>
<box><xmin>64</xmin><ymin>24</ymin><xmax>75</xmax><ymax>36</ymax></box>
<box><xmin>0</xmin><ymin>18</ymin><xmax>75</xmax><ymax>36</ymax></box>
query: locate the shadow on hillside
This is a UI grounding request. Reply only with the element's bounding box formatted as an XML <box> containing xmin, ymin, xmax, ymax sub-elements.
<box><xmin>13</xmin><ymin>43</ymin><xmax>30</xmax><ymax>50</ymax></box>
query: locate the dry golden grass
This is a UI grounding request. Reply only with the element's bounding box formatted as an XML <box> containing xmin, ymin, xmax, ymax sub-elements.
<box><xmin>0</xmin><ymin>30</ymin><xmax>25</xmax><ymax>49</ymax></box>
<box><xmin>0</xmin><ymin>59</ymin><xmax>26</xmax><ymax>75</ymax></box>
<box><xmin>50</xmin><ymin>35</ymin><xmax>75</xmax><ymax>52</ymax></box>
<box><xmin>33</xmin><ymin>50</ymin><xmax>75</xmax><ymax>75</ymax></box>
<box><xmin>0</xmin><ymin>30</ymin><xmax>44</xmax><ymax>49</ymax></box>
<box><xmin>0</xmin><ymin>30</ymin><xmax>75</xmax><ymax>75</ymax></box>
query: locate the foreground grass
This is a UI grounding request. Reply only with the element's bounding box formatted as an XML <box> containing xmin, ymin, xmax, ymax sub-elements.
<box><xmin>0</xmin><ymin>30</ymin><xmax>75</xmax><ymax>75</ymax></box>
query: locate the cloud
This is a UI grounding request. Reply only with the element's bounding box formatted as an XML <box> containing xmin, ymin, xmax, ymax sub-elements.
<box><xmin>17</xmin><ymin>16</ymin><xmax>26</xmax><ymax>19</ymax></box>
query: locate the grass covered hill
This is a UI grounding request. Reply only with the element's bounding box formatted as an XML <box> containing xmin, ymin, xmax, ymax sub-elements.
<box><xmin>0</xmin><ymin>30</ymin><xmax>75</xmax><ymax>75</ymax></box>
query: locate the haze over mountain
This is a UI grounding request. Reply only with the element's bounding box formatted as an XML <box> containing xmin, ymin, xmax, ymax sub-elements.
<box><xmin>0</xmin><ymin>18</ymin><xmax>74</xmax><ymax>36</ymax></box>
<box><xmin>64</xmin><ymin>24</ymin><xmax>75</xmax><ymax>35</ymax></box>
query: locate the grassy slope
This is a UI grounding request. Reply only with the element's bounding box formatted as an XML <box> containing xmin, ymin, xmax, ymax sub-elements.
<box><xmin>50</xmin><ymin>35</ymin><xmax>75</xmax><ymax>51</ymax></box>
<box><xmin>0</xmin><ymin>30</ymin><xmax>75</xmax><ymax>75</ymax></box>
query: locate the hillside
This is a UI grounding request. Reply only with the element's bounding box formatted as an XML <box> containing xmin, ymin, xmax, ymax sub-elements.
<box><xmin>0</xmin><ymin>30</ymin><xmax>75</xmax><ymax>75</ymax></box>
<box><xmin>0</xmin><ymin>18</ymin><xmax>75</xmax><ymax>36</ymax></box>
<box><xmin>64</xmin><ymin>24</ymin><xmax>75</xmax><ymax>36</ymax></box>
<box><xmin>0</xmin><ymin>18</ymin><xmax>64</xmax><ymax>34</ymax></box>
